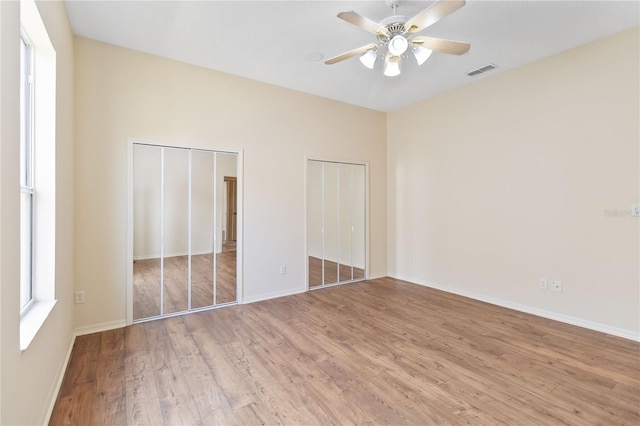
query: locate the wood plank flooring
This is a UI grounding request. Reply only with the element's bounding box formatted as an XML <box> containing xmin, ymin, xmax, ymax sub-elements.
<box><xmin>308</xmin><ymin>256</ymin><xmax>365</xmax><ymax>287</ymax></box>
<box><xmin>51</xmin><ymin>277</ymin><xmax>640</xmax><ymax>425</ymax></box>
<box><xmin>133</xmin><ymin>246</ymin><xmax>236</xmax><ymax>320</ymax></box>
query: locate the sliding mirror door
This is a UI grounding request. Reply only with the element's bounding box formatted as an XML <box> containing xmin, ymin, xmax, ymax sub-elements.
<box><xmin>190</xmin><ymin>150</ymin><xmax>215</xmax><ymax>310</ymax></box>
<box><xmin>163</xmin><ymin>147</ymin><xmax>189</xmax><ymax>315</ymax></box>
<box><xmin>323</xmin><ymin>162</ymin><xmax>339</xmax><ymax>285</ymax></box>
<box><xmin>307</xmin><ymin>161</ymin><xmax>324</xmax><ymax>287</ymax></box>
<box><xmin>133</xmin><ymin>144</ymin><xmax>162</xmax><ymax>319</ymax></box>
<box><xmin>307</xmin><ymin>160</ymin><xmax>366</xmax><ymax>289</ymax></box>
<box><xmin>352</xmin><ymin>165</ymin><xmax>366</xmax><ymax>280</ymax></box>
<box><xmin>132</xmin><ymin>143</ymin><xmax>238</xmax><ymax>322</ymax></box>
<box><xmin>215</xmin><ymin>153</ymin><xmax>237</xmax><ymax>304</ymax></box>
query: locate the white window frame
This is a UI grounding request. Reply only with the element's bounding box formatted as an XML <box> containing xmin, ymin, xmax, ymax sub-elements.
<box><xmin>20</xmin><ymin>33</ymin><xmax>35</xmax><ymax>313</ymax></box>
<box><xmin>19</xmin><ymin>0</ymin><xmax>58</xmax><ymax>351</ymax></box>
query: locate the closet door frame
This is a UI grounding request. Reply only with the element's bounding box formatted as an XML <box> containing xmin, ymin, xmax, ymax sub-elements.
<box><xmin>126</xmin><ymin>138</ymin><xmax>244</xmax><ymax>325</ymax></box>
<box><xmin>305</xmin><ymin>156</ymin><xmax>369</xmax><ymax>291</ymax></box>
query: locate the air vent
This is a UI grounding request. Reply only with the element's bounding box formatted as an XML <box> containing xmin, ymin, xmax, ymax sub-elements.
<box><xmin>467</xmin><ymin>63</ymin><xmax>498</xmax><ymax>76</ymax></box>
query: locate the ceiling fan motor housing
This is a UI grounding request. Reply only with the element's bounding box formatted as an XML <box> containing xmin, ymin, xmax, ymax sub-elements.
<box><xmin>378</xmin><ymin>17</ymin><xmax>411</xmax><ymax>57</ymax></box>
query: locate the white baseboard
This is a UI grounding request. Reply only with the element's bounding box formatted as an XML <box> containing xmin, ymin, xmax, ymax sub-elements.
<box><xmin>42</xmin><ymin>332</ymin><xmax>76</xmax><ymax>425</ymax></box>
<box><xmin>367</xmin><ymin>272</ymin><xmax>387</xmax><ymax>280</ymax></box>
<box><xmin>74</xmin><ymin>319</ymin><xmax>127</xmax><ymax>337</ymax></box>
<box><xmin>133</xmin><ymin>250</ymin><xmax>216</xmax><ymax>261</ymax></box>
<box><xmin>390</xmin><ymin>273</ymin><xmax>640</xmax><ymax>342</ymax></box>
<box><xmin>242</xmin><ymin>287</ymin><xmax>307</xmax><ymax>304</ymax></box>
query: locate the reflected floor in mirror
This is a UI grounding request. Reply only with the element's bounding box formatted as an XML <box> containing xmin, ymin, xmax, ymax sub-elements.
<box><xmin>133</xmin><ymin>243</ymin><xmax>236</xmax><ymax>320</ymax></box>
<box><xmin>308</xmin><ymin>256</ymin><xmax>364</xmax><ymax>287</ymax></box>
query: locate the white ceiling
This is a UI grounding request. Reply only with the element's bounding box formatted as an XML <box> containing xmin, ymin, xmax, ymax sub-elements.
<box><xmin>64</xmin><ymin>0</ymin><xmax>639</xmax><ymax>112</ymax></box>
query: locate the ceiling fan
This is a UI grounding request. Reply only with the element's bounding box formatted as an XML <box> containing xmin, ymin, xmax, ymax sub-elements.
<box><xmin>325</xmin><ymin>0</ymin><xmax>470</xmax><ymax>77</ymax></box>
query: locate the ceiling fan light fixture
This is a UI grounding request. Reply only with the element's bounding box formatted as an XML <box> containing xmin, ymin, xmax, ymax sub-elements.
<box><xmin>387</xmin><ymin>35</ymin><xmax>409</xmax><ymax>56</ymax></box>
<box><xmin>359</xmin><ymin>49</ymin><xmax>377</xmax><ymax>69</ymax></box>
<box><xmin>384</xmin><ymin>55</ymin><xmax>401</xmax><ymax>77</ymax></box>
<box><xmin>413</xmin><ymin>46</ymin><xmax>433</xmax><ymax>65</ymax></box>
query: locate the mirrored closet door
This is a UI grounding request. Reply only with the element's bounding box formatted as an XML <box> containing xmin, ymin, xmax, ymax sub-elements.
<box><xmin>132</xmin><ymin>143</ymin><xmax>238</xmax><ymax>322</ymax></box>
<box><xmin>307</xmin><ymin>160</ymin><xmax>366</xmax><ymax>289</ymax></box>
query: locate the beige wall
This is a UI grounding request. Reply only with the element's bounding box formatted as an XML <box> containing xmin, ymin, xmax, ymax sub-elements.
<box><xmin>0</xmin><ymin>0</ymin><xmax>75</xmax><ymax>424</ymax></box>
<box><xmin>74</xmin><ymin>36</ymin><xmax>387</xmax><ymax>327</ymax></box>
<box><xmin>387</xmin><ymin>28</ymin><xmax>640</xmax><ymax>338</ymax></box>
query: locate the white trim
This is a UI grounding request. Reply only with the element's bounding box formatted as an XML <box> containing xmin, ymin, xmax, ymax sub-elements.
<box><xmin>242</xmin><ymin>287</ymin><xmax>307</xmax><ymax>305</ymax></box>
<box><xmin>390</xmin><ymin>273</ymin><xmax>640</xmax><ymax>342</ymax></box>
<box><xmin>20</xmin><ymin>299</ymin><xmax>57</xmax><ymax>351</ymax></box>
<box><xmin>213</xmin><ymin>152</ymin><xmax>218</xmax><ymax>305</ymax></box>
<box><xmin>128</xmin><ymin>137</ymin><xmax>239</xmax><ymax>155</ymax></box>
<box><xmin>74</xmin><ymin>319</ymin><xmax>127</xmax><ymax>337</ymax></box>
<box><xmin>126</xmin><ymin>141</ymin><xmax>134</xmax><ymax>324</ymax></box>
<box><xmin>363</xmin><ymin>163</ymin><xmax>370</xmax><ymax>280</ymax></box>
<box><xmin>42</xmin><ymin>332</ymin><xmax>75</xmax><ymax>425</ymax></box>
<box><xmin>133</xmin><ymin>249</ymin><xmax>216</xmax><ymax>261</ymax></box>
<box><xmin>236</xmin><ymin>150</ymin><xmax>244</xmax><ymax>303</ymax></box>
<box><xmin>367</xmin><ymin>273</ymin><xmax>387</xmax><ymax>280</ymax></box>
<box><xmin>188</xmin><ymin>150</ymin><xmax>193</xmax><ymax>310</ymax></box>
<box><xmin>160</xmin><ymin>147</ymin><xmax>165</xmax><ymax>316</ymax></box>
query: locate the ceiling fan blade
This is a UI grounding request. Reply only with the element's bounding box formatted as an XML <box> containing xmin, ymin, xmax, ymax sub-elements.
<box><xmin>412</xmin><ymin>36</ymin><xmax>470</xmax><ymax>55</ymax></box>
<box><xmin>325</xmin><ymin>44</ymin><xmax>378</xmax><ymax>65</ymax></box>
<box><xmin>404</xmin><ymin>0</ymin><xmax>466</xmax><ymax>34</ymax></box>
<box><xmin>337</xmin><ymin>11</ymin><xmax>389</xmax><ymax>36</ymax></box>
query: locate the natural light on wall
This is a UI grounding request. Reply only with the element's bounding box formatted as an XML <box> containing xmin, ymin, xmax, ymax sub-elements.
<box><xmin>19</xmin><ymin>0</ymin><xmax>57</xmax><ymax>351</ymax></box>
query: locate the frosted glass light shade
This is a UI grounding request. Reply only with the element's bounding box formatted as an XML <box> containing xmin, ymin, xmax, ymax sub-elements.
<box><xmin>359</xmin><ymin>49</ymin><xmax>377</xmax><ymax>69</ymax></box>
<box><xmin>388</xmin><ymin>35</ymin><xmax>409</xmax><ymax>56</ymax></box>
<box><xmin>384</xmin><ymin>55</ymin><xmax>401</xmax><ymax>77</ymax></box>
<box><xmin>413</xmin><ymin>46</ymin><xmax>433</xmax><ymax>66</ymax></box>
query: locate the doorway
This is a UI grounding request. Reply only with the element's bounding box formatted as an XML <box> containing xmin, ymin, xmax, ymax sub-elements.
<box><xmin>307</xmin><ymin>160</ymin><xmax>367</xmax><ymax>289</ymax></box>
<box><xmin>224</xmin><ymin>176</ymin><xmax>237</xmax><ymax>243</ymax></box>
<box><xmin>129</xmin><ymin>142</ymin><xmax>240</xmax><ymax>322</ymax></box>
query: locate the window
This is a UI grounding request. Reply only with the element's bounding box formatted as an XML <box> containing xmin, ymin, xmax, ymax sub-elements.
<box><xmin>19</xmin><ymin>0</ymin><xmax>57</xmax><ymax>350</ymax></box>
<box><xmin>20</xmin><ymin>34</ymin><xmax>35</xmax><ymax>311</ymax></box>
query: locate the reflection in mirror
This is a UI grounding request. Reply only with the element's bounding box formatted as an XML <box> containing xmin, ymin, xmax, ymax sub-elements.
<box><xmin>163</xmin><ymin>147</ymin><xmax>189</xmax><ymax>315</ymax></box>
<box><xmin>191</xmin><ymin>150</ymin><xmax>215</xmax><ymax>309</ymax></box>
<box><xmin>132</xmin><ymin>144</ymin><xmax>238</xmax><ymax>322</ymax></box>
<box><xmin>133</xmin><ymin>144</ymin><xmax>162</xmax><ymax>320</ymax></box>
<box><xmin>323</xmin><ymin>162</ymin><xmax>339</xmax><ymax>285</ymax></box>
<box><xmin>352</xmin><ymin>165</ymin><xmax>366</xmax><ymax>280</ymax></box>
<box><xmin>307</xmin><ymin>161</ymin><xmax>323</xmax><ymax>288</ymax></box>
<box><xmin>215</xmin><ymin>152</ymin><xmax>238</xmax><ymax>304</ymax></box>
<box><xmin>339</xmin><ymin>163</ymin><xmax>353</xmax><ymax>282</ymax></box>
<box><xmin>307</xmin><ymin>160</ymin><xmax>366</xmax><ymax>289</ymax></box>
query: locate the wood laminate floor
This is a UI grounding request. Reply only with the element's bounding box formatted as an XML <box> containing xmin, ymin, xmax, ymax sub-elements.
<box><xmin>308</xmin><ymin>256</ymin><xmax>365</xmax><ymax>287</ymax></box>
<box><xmin>51</xmin><ymin>278</ymin><xmax>639</xmax><ymax>425</ymax></box>
<box><xmin>133</xmin><ymin>245</ymin><xmax>236</xmax><ymax>320</ymax></box>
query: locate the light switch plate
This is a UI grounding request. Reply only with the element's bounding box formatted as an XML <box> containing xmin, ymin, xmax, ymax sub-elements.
<box><xmin>632</xmin><ymin>204</ymin><xmax>640</xmax><ymax>217</ymax></box>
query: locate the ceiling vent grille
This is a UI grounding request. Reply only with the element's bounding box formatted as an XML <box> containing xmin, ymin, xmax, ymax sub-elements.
<box><xmin>467</xmin><ymin>63</ymin><xmax>498</xmax><ymax>76</ymax></box>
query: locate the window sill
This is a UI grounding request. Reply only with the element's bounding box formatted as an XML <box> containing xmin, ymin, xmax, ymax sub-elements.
<box><xmin>20</xmin><ymin>299</ymin><xmax>57</xmax><ymax>351</ymax></box>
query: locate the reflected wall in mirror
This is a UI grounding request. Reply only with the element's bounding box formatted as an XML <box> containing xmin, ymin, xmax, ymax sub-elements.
<box><xmin>133</xmin><ymin>144</ymin><xmax>162</xmax><ymax>319</ymax></box>
<box><xmin>132</xmin><ymin>143</ymin><xmax>238</xmax><ymax>322</ymax></box>
<box><xmin>307</xmin><ymin>160</ymin><xmax>366</xmax><ymax>289</ymax></box>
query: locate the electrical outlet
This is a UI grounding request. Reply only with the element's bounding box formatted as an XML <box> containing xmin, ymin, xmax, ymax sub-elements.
<box><xmin>539</xmin><ymin>278</ymin><xmax>548</xmax><ymax>290</ymax></box>
<box><xmin>552</xmin><ymin>280</ymin><xmax>562</xmax><ymax>293</ymax></box>
<box><xmin>75</xmin><ymin>291</ymin><xmax>85</xmax><ymax>304</ymax></box>
<box><xmin>279</xmin><ymin>265</ymin><xmax>286</xmax><ymax>275</ymax></box>
<box><xmin>632</xmin><ymin>204</ymin><xmax>640</xmax><ymax>217</ymax></box>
